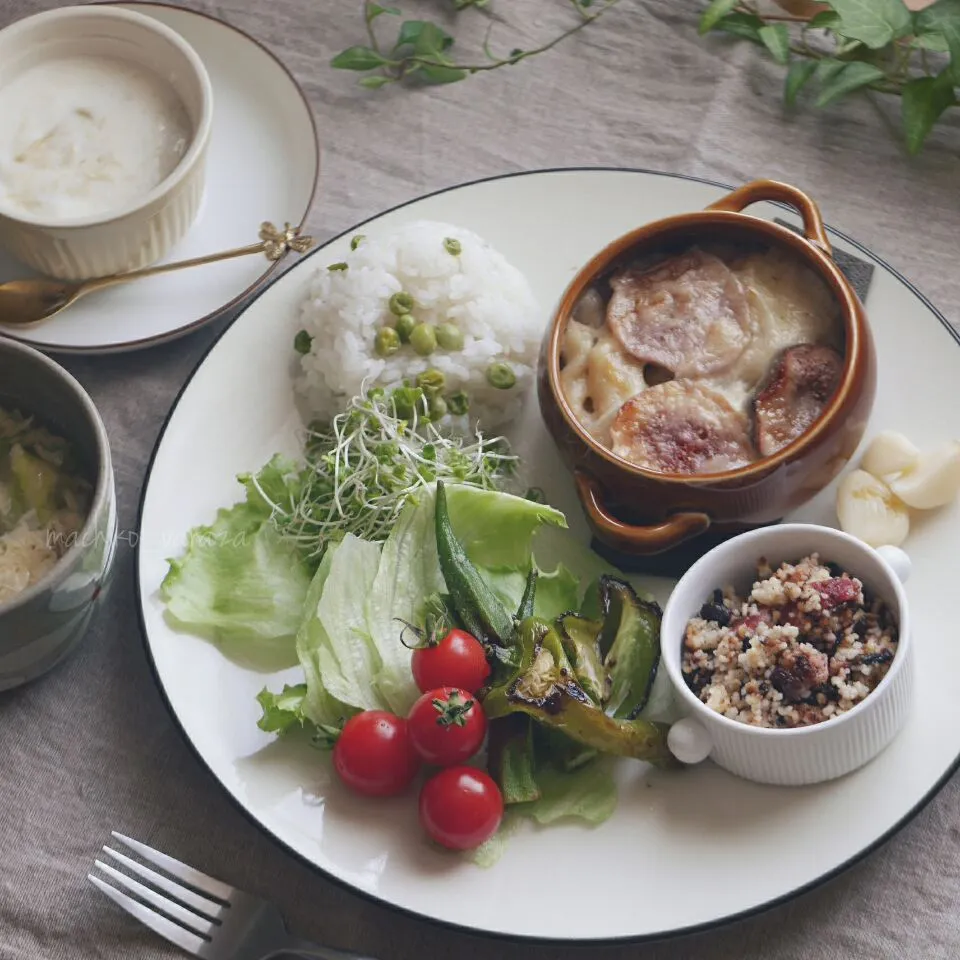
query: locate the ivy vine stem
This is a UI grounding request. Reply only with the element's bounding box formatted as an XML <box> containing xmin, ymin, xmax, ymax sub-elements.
<box><xmin>402</xmin><ymin>0</ymin><xmax>619</xmax><ymax>74</ymax></box>
<box><xmin>751</xmin><ymin>12</ymin><xmax>809</xmax><ymax>21</ymax></box>
<box><xmin>349</xmin><ymin>0</ymin><xmax>620</xmax><ymax>85</ymax></box>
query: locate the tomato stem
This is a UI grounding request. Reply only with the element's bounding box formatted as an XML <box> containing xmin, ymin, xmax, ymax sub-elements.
<box><xmin>396</xmin><ymin>612</ymin><xmax>452</xmax><ymax>650</ymax></box>
<box><xmin>311</xmin><ymin>720</ymin><xmax>345</xmax><ymax>750</ymax></box>
<box><xmin>396</xmin><ymin>618</ymin><xmax>434</xmax><ymax>650</ymax></box>
<box><xmin>432</xmin><ymin>690</ymin><xmax>475</xmax><ymax>728</ymax></box>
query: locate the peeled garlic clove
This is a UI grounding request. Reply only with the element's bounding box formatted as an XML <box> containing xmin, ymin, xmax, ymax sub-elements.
<box><xmin>836</xmin><ymin>469</ymin><xmax>910</xmax><ymax>547</ymax></box>
<box><xmin>888</xmin><ymin>440</ymin><xmax>960</xmax><ymax>510</ymax></box>
<box><xmin>860</xmin><ymin>430</ymin><xmax>920</xmax><ymax>480</ymax></box>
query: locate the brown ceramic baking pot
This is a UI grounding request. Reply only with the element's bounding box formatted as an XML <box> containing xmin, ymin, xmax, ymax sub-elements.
<box><xmin>538</xmin><ymin>179</ymin><xmax>876</xmax><ymax>557</ymax></box>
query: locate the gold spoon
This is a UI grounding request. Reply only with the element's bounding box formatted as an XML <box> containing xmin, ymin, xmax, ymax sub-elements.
<box><xmin>0</xmin><ymin>222</ymin><xmax>315</xmax><ymax>327</ymax></box>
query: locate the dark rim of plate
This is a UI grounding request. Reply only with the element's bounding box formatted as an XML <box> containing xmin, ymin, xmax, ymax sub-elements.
<box><xmin>135</xmin><ymin>167</ymin><xmax>960</xmax><ymax>947</ymax></box>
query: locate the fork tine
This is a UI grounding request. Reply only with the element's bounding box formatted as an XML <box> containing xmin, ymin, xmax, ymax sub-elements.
<box><xmin>94</xmin><ymin>860</ymin><xmax>216</xmax><ymax>937</ymax></box>
<box><xmin>102</xmin><ymin>847</ymin><xmax>224</xmax><ymax>918</ymax></box>
<box><xmin>89</xmin><ymin>873</ymin><xmax>207</xmax><ymax>957</ymax></box>
<box><xmin>110</xmin><ymin>832</ymin><xmax>233</xmax><ymax>902</ymax></box>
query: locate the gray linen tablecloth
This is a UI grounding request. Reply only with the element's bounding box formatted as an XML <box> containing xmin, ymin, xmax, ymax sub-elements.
<box><xmin>2</xmin><ymin>1</ymin><xmax>959</xmax><ymax>957</ymax></box>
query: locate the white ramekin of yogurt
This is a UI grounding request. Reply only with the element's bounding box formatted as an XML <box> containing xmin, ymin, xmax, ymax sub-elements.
<box><xmin>0</xmin><ymin>6</ymin><xmax>213</xmax><ymax>280</ymax></box>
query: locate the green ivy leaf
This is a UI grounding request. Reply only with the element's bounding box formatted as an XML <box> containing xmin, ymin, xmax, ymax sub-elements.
<box><xmin>784</xmin><ymin>59</ymin><xmax>817</xmax><ymax>105</ymax></box>
<box><xmin>828</xmin><ymin>0</ymin><xmax>912</xmax><ymax>49</ymax></box>
<box><xmin>699</xmin><ymin>0</ymin><xmax>740</xmax><ymax>35</ymax></box>
<box><xmin>422</xmin><ymin>22</ymin><xmax>455</xmax><ymax>53</ymax></box>
<box><xmin>331</xmin><ymin>46</ymin><xmax>388</xmax><ymax>70</ymax></box>
<box><xmin>366</xmin><ymin>3</ymin><xmax>400</xmax><ymax>20</ymax></box>
<box><xmin>808</xmin><ymin>10</ymin><xmax>842</xmax><ymax>30</ymax></box>
<box><xmin>389</xmin><ymin>21</ymin><xmax>464</xmax><ymax>82</ymax></box>
<box><xmin>912</xmin><ymin>31</ymin><xmax>949</xmax><ymax>52</ymax></box>
<box><xmin>814</xmin><ymin>60</ymin><xmax>886</xmax><ymax>106</ymax></box>
<box><xmin>395</xmin><ymin>19</ymin><xmax>454</xmax><ymax>54</ymax></box>
<box><xmin>916</xmin><ymin>0</ymin><xmax>960</xmax><ymax>82</ymax></box>
<box><xmin>395</xmin><ymin>19</ymin><xmax>421</xmax><ymax>47</ymax></box>
<box><xmin>901</xmin><ymin>70</ymin><xmax>957</xmax><ymax>153</ymax></box>
<box><xmin>414</xmin><ymin>27</ymin><xmax>457</xmax><ymax>78</ymax></box>
<box><xmin>758</xmin><ymin>23</ymin><xmax>791</xmax><ymax>64</ymax></box>
<box><xmin>413</xmin><ymin>44</ymin><xmax>467</xmax><ymax>84</ymax></box>
<box><xmin>714</xmin><ymin>12</ymin><xmax>765</xmax><ymax>43</ymax></box>
<box><xmin>359</xmin><ymin>74</ymin><xmax>394</xmax><ymax>89</ymax></box>
<box><xmin>420</xmin><ymin>62</ymin><xmax>468</xmax><ymax>83</ymax></box>
<box><xmin>815</xmin><ymin>58</ymin><xmax>848</xmax><ymax>83</ymax></box>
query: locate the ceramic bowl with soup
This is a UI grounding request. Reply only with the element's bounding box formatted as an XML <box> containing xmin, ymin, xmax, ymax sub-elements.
<box><xmin>0</xmin><ymin>339</ymin><xmax>116</xmax><ymax>690</ymax></box>
<box><xmin>537</xmin><ymin>179</ymin><xmax>876</xmax><ymax>558</ymax></box>
<box><xmin>0</xmin><ymin>6</ymin><xmax>213</xmax><ymax>280</ymax></box>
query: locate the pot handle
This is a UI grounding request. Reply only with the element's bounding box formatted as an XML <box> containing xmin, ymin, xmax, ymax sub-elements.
<box><xmin>706</xmin><ymin>179</ymin><xmax>832</xmax><ymax>256</ymax></box>
<box><xmin>574</xmin><ymin>471</ymin><xmax>711</xmax><ymax>555</ymax></box>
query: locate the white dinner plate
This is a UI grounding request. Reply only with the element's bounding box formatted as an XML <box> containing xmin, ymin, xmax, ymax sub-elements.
<box><xmin>137</xmin><ymin>169</ymin><xmax>960</xmax><ymax>942</ymax></box>
<box><xmin>0</xmin><ymin>2</ymin><xmax>319</xmax><ymax>355</ymax></box>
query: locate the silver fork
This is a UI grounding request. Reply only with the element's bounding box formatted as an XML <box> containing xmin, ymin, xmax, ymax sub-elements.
<box><xmin>89</xmin><ymin>832</ymin><xmax>371</xmax><ymax>960</ymax></box>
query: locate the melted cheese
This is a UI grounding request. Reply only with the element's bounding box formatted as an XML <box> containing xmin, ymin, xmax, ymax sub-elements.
<box><xmin>560</xmin><ymin>319</ymin><xmax>646</xmax><ymax>443</ymax></box>
<box><xmin>718</xmin><ymin>249</ymin><xmax>841</xmax><ymax>392</ymax></box>
<box><xmin>558</xmin><ymin>246</ymin><xmax>844</xmax><ymax>474</ymax></box>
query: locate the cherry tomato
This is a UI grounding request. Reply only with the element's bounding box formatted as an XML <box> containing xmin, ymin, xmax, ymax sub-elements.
<box><xmin>407</xmin><ymin>687</ymin><xmax>487</xmax><ymax>766</ymax></box>
<box><xmin>411</xmin><ymin>628</ymin><xmax>490</xmax><ymax>694</ymax></box>
<box><xmin>419</xmin><ymin>766</ymin><xmax>504</xmax><ymax>850</ymax></box>
<box><xmin>332</xmin><ymin>711</ymin><xmax>420</xmax><ymax>797</ymax></box>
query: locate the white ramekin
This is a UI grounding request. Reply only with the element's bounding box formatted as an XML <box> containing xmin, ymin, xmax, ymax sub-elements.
<box><xmin>660</xmin><ymin>524</ymin><xmax>913</xmax><ymax>786</ymax></box>
<box><xmin>0</xmin><ymin>6</ymin><xmax>213</xmax><ymax>280</ymax></box>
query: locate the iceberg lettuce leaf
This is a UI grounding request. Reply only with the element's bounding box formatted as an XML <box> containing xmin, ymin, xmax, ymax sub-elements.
<box><xmin>314</xmin><ymin>535</ymin><xmax>384</xmax><ymax>711</ymax></box>
<box><xmin>365</xmin><ymin>489</ymin><xmax>444</xmax><ymax>714</ymax></box>
<box><xmin>160</xmin><ymin>456</ymin><xmax>310</xmax><ymax>671</ymax></box>
<box><xmin>296</xmin><ymin>545</ymin><xmax>354</xmax><ymax>727</ymax></box>
<box><xmin>443</xmin><ymin>485</ymin><xmax>566</xmax><ymax>569</ymax></box>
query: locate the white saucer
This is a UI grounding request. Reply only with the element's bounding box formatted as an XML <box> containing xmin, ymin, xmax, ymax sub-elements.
<box><xmin>0</xmin><ymin>2</ymin><xmax>319</xmax><ymax>355</ymax></box>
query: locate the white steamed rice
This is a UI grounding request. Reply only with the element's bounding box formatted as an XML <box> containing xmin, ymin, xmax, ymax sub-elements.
<box><xmin>295</xmin><ymin>220</ymin><xmax>542</xmax><ymax>429</ymax></box>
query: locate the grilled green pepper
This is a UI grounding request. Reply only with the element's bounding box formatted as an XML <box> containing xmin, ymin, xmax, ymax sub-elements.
<box><xmin>483</xmin><ymin>619</ymin><xmax>675</xmax><ymax>767</ymax></box>
<box><xmin>598</xmin><ymin>577</ymin><xmax>662</xmax><ymax>720</ymax></box>
<box><xmin>557</xmin><ymin>579</ymin><xmax>663</xmax><ymax>718</ymax></box>
<box><xmin>557</xmin><ymin>613</ymin><xmax>606</xmax><ymax>704</ymax></box>
<box><xmin>516</xmin><ymin>568</ymin><xmax>538</xmax><ymax>621</ymax></box>
<box><xmin>536</xmin><ymin>726</ymin><xmax>598</xmax><ymax>773</ymax></box>
<box><xmin>434</xmin><ymin>480</ymin><xmax>515</xmax><ymax>645</ymax></box>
